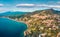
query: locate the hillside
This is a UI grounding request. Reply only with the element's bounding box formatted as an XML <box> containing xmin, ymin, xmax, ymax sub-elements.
<box><xmin>0</xmin><ymin>11</ymin><xmax>30</xmax><ymax>18</ymax></box>
<box><xmin>2</xmin><ymin>9</ymin><xmax>60</xmax><ymax>37</ymax></box>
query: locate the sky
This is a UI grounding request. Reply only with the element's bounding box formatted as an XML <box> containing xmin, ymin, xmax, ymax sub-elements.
<box><xmin>0</xmin><ymin>0</ymin><xmax>60</xmax><ymax>13</ymax></box>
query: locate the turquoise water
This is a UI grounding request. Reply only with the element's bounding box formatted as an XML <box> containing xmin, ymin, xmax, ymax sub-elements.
<box><xmin>0</xmin><ymin>18</ymin><xmax>27</xmax><ymax>37</ymax></box>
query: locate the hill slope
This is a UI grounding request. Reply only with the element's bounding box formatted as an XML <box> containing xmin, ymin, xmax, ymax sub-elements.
<box><xmin>14</xmin><ymin>9</ymin><xmax>60</xmax><ymax>37</ymax></box>
<box><xmin>0</xmin><ymin>11</ymin><xmax>29</xmax><ymax>17</ymax></box>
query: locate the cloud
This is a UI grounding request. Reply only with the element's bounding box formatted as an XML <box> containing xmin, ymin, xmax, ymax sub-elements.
<box><xmin>35</xmin><ymin>4</ymin><xmax>60</xmax><ymax>8</ymax></box>
<box><xmin>16</xmin><ymin>4</ymin><xmax>35</xmax><ymax>7</ymax></box>
<box><xmin>0</xmin><ymin>4</ymin><xmax>4</xmax><ymax>7</ymax></box>
<box><xmin>15</xmin><ymin>3</ymin><xmax>60</xmax><ymax>12</ymax></box>
<box><xmin>16</xmin><ymin>3</ymin><xmax>60</xmax><ymax>8</ymax></box>
<box><xmin>39</xmin><ymin>4</ymin><xmax>60</xmax><ymax>8</ymax></box>
<box><xmin>48</xmin><ymin>5</ymin><xmax>60</xmax><ymax>8</ymax></box>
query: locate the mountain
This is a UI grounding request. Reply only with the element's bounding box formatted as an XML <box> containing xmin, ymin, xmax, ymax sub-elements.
<box><xmin>15</xmin><ymin>9</ymin><xmax>60</xmax><ymax>19</ymax></box>
<box><xmin>0</xmin><ymin>9</ymin><xmax>60</xmax><ymax>18</ymax></box>
<box><xmin>18</xmin><ymin>9</ymin><xmax>60</xmax><ymax>22</ymax></box>
<box><xmin>0</xmin><ymin>11</ymin><xmax>29</xmax><ymax>17</ymax></box>
<box><xmin>9</xmin><ymin>9</ymin><xmax>60</xmax><ymax>37</ymax></box>
<box><xmin>33</xmin><ymin>9</ymin><xmax>60</xmax><ymax>14</ymax></box>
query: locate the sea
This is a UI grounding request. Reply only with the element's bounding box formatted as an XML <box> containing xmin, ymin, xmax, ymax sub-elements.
<box><xmin>0</xmin><ymin>18</ymin><xmax>27</xmax><ymax>37</ymax></box>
